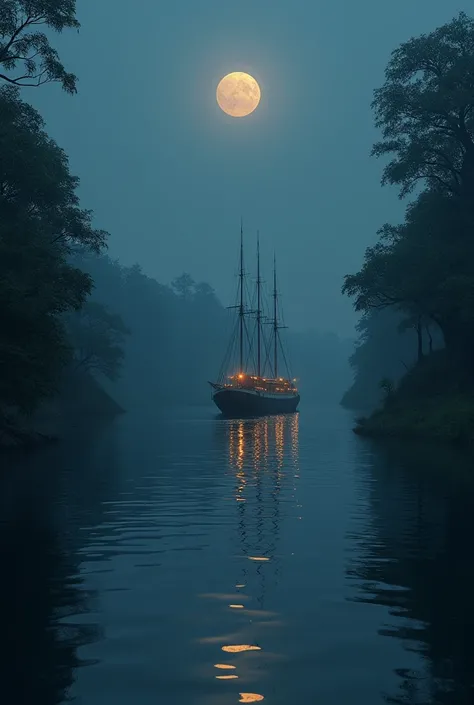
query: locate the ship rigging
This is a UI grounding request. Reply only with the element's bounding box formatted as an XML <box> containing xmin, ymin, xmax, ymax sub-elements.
<box><xmin>209</xmin><ymin>223</ymin><xmax>300</xmax><ymax>417</ymax></box>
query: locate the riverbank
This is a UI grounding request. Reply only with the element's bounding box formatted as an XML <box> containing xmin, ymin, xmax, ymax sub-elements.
<box><xmin>354</xmin><ymin>393</ymin><xmax>474</xmax><ymax>446</ymax></box>
<box><xmin>0</xmin><ymin>372</ymin><xmax>124</xmax><ymax>452</ymax></box>
<box><xmin>0</xmin><ymin>425</ymin><xmax>58</xmax><ymax>450</ymax></box>
<box><xmin>0</xmin><ymin>419</ymin><xmax>57</xmax><ymax>450</ymax></box>
<box><xmin>352</xmin><ymin>351</ymin><xmax>474</xmax><ymax>446</ymax></box>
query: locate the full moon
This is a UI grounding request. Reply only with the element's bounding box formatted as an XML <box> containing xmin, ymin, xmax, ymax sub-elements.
<box><xmin>216</xmin><ymin>72</ymin><xmax>261</xmax><ymax>118</ymax></box>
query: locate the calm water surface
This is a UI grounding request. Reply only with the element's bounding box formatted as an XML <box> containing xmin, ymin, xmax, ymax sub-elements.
<box><xmin>1</xmin><ymin>405</ymin><xmax>474</xmax><ymax>705</ymax></box>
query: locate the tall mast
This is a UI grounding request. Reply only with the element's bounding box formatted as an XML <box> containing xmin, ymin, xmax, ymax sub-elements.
<box><xmin>239</xmin><ymin>219</ymin><xmax>244</xmax><ymax>372</ymax></box>
<box><xmin>256</xmin><ymin>231</ymin><xmax>261</xmax><ymax>377</ymax></box>
<box><xmin>273</xmin><ymin>253</ymin><xmax>278</xmax><ymax>378</ymax></box>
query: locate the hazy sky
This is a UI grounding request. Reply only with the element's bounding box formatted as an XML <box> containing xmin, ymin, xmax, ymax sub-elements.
<box><xmin>31</xmin><ymin>0</ymin><xmax>470</xmax><ymax>335</ymax></box>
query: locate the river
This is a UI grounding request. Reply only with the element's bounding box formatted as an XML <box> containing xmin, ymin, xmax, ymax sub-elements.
<box><xmin>1</xmin><ymin>405</ymin><xmax>473</xmax><ymax>705</ymax></box>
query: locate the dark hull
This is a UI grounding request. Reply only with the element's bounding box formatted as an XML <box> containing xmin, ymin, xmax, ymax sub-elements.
<box><xmin>213</xmin><ymin>388</ymin><xmax>300</xmax><ymax>418</ymax></box>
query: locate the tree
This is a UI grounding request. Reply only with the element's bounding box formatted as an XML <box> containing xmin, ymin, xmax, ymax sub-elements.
<box><xmin>343</xmin><ymin>189</ymin><xmax>474</xmax><ymax>357</ymax></box>
<box><xmin>341</xmin><ymin>309</ymin><xmax>419</xmax><ymax>410</ymax></box>
<box><xmin>66</xmin><ymin>302</ymin><xmax>130</xmax><ymax>381</ymax></box>
<box><xmin>0</xmin><ymin>297</ymin><xmax>70</xmax><ymax>415</ymax></box>
<box><xmin>343</xmin><ymin>13</ymin><xmax>474</xmax><ymax>404</ymax></box>
<box><xmin>398</xmin><ymin>314</ymin><xmax>426</xmax><ymax>363</ymax></box>
<box><xmin>372</xmin><ymin>12</ymin><xmax>474</xmax><ymax>200</ymax></box>
<box><xmin>171</xmin><ymin>273</ymin><xmax>195</xmax><ymax>299</ymax></box>
<box><xmin>0</xmin><ymin>0</ymin><xmax>79</xmax><ymax>93</ymax></box>
<box><xmin>0</xmin><ymin>86</ymin><xmax>108</xmax><ymax>416</ymax></box>
<box><xmin>69</xmin><ymin>254</ymin><xmax>230</xmax><ymax>409</ymax></box>
<box><xmin>194</xmin><ymin>281</ymin><xmax>217</xmax><ymax>301</ymax></box>
<box><xmin>0</xmin><ymin>211</ymin><xmax>95</xmax><ymax>415</ymax></box>
<box><xmin>0</xmin><ymin>85</ymin><xmax>108</xmax><ymax>252</ymax></box>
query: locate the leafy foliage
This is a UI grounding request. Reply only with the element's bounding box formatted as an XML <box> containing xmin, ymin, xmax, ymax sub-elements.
<box><xmin>343</xmin><ymin>13</ymin><xmax>474</xmax><ymax>415</ymax></box>
<box><xmin>65</xmin><ymin>302</ymin><xmax>130</xmax><ymax>381</ymax></box>
<box><xmin>372</xmin><ymin>12</ymin><xmax>474</xmax><ymax>199</ymax></box>
<box><xmin>0</xmin><ymin>0</ymin><xmax>79</xmax><ymax>92</ymax></box>
<box><xmin>0</xmin><ymin>85</ymin><xmax>108</xmax><ymax>252</ymax></box>
<box><xmin>342</xmin><ymin>190</ymin><xmax>474</xmax><ymax>336</ymax></box>
<box><xmin>0</xmin><ymin>85</ymin><xmax>107</xmax><ymax>416</ymax></box>
<box><xmin>171</xmin><ymin>273</ymin><xmax>196</xmax><ymax>299</ymax></box>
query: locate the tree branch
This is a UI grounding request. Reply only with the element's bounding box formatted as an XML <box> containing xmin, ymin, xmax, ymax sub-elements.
<box><xmin>0</xmin><ymin>70</ymin><xmax>51</xmax><ymax>87</ymax></box>
<box><xmin>429</xmin><ymin>148</ymin><xmax>462</xmax><ymax>178</ymax></box>
<box><xmin>405</xmin><ymin>167</ymin><xmax>460</xmax><ymax>196</ymax></box>
<box><xmin>50</xmin><ymin>232</ymin><xmax>68</xmax><ymax>245</ymax></box>
<box><xmin>4</xmin><ymin>50</ymin><xmax>42</xmax><ymax>63</ymax></box>
<box><xmin>73</xmin><ymin>353</ymin><xmax>94</xmax><ymax>372</ymax></box>
<box><xmin>0</xmin><ymin>15</ymin><xmax>33</xmax><ymax>62</ymax></box>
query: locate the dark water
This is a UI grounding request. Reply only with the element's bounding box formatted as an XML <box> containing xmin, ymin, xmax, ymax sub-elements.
<box><xmin>1</xmin><ymin>406</ymin><xmax>474</xmax><ymax>705</ymax></box>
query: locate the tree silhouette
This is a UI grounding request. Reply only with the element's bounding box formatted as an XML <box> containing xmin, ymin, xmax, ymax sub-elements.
<box><xmin>0</xmin><ymin>0</ymin><xmax>79</xmax><ymax>92</ymax></box>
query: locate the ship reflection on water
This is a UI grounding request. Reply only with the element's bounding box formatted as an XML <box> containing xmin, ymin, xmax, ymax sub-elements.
<box><xmin>228</xmin><ymin>413</ymin><xmax>299</xmax><ymax>592</ymax></box>
<box><xmin>228</xmin><ymin>412</ymin><xmax>299</xmax><ymax>473</ymax></box>
<box><xmin>203</xmin><ymin>413</ymin><xmax>300</xmax><ymax>703</ymax></box>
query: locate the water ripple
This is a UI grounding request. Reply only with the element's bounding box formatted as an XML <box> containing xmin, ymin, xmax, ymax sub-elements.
<box><xmin>2</xmin><ymin>408</ymin><xmax>474</xmax><ymax>705</ymax></box>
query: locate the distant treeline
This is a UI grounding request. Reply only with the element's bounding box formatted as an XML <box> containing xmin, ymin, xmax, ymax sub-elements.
<box><xmin>72</xmin><ymin>253</ymin><xmax>354</xmax><ymax>409</ymax></box>
<box><xmin>73</xmin><ymin>255</ymin><xmax>229</xmax><ymax>407</ymax></box>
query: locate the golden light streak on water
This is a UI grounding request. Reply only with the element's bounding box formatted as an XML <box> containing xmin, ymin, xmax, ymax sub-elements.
<box><xmin>239</xmin><ymin>695</ymin><xmax>265</xmax><ymax>703</ymax></box>
<box><xmin>222</xmin><ymin>645</ymin><xmax>261</xmax><ymax>653</ymax></box>
<box><xmin>216</xmin><ymin>675</ymin><xmax>239</xmax><ymax>680</ymax></box>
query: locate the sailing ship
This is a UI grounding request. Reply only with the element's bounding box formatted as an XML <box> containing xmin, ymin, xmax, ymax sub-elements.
<box><xmin>209</xmin><ymin>225</ymin><xmax>300</xmax><ymax>417</ymax></box>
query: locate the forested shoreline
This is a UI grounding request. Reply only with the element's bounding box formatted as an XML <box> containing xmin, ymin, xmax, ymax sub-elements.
<box><xmin>0</xmin><ymin>2</ymin><xmax>232</xmax><ymax>447</ymax></box>
<box><xmin>342</xmin><ymin>12</ymin><xmax>474</xmax><ymax>445</ymax></box>
<box><xmin>7</xmin><ymin>6</ymin><xmax>474</xmax><ymax>451</ymax></box>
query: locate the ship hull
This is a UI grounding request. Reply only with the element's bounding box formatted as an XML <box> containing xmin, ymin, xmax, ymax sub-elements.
<box><xmin>213</xmin><ymin>388</ymin><xmax>300</xmax><ymax>418</ymax></box>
